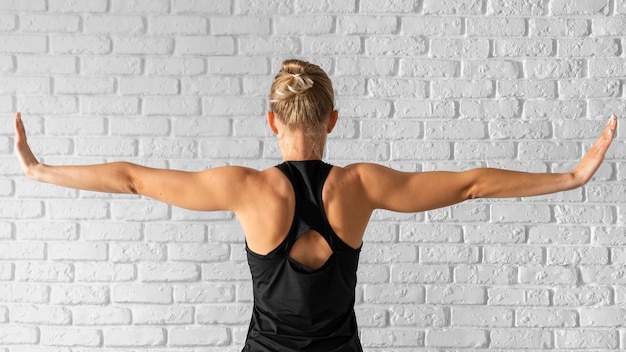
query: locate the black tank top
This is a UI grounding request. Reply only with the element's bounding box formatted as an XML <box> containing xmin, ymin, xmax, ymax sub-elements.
<box><xmin>243</xmin><ymin>160</ymin><xmax>363</xmax><ymax>352</ymax></box>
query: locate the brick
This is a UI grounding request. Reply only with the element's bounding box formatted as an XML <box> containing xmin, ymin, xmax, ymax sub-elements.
<box><xmin>0</xmin><ymin>76</ymin><xmax>49</xmax><ymax>94</ymax></box>
<box><xmin>110</xmin><ymin>242</ymin><xmax>165</xmax><ymax>263</ymax></box>
<box><xmin>393</xmin><ymin>141</ymin><xmax>449</xmax><ymax>161</ymax></box>
<box><xmin>589</xmin><ymin>58</ymin><xmax>626</xmax><ymax>77</ymax></box>
<box><xmin>55</xmin><ymin>76</ymin><xmax>115</xmax><ymax>95</ymax></box>
<box><xmin>488</xmin><ymin>287</ymin><xmax>550</xmax><ymax>306</ymax></box>
<box><xmin>362</xmin><ymin>244</ymin><xmax>417</xmax><ymax>264</ymax></box>
<box><xmin>133</xmin><ymin>305</ymin><xmax>193</xmax><ymax>324</ymax></box>
<box><xmin>389</xmin><ymin>305</ymin><xmax>448</xmax><ymax>327</ymax></box>
<box><xmin>463</xmin><ymin>60</ymin><xmax>520</xmax><ymax>79</ymax></box>
<box><xmin>355</xmin><ymin>307</ymin><xmax>387</xmax><ymax>327</ymax></box>
<box><xmin>197</xmin><ymin>304</ymin><xmax>251</xmax><ymax>324</ymax></box>
<box><xmin>519</xmin><ymin>266</ymin><xmax>578</xmax><ymax>285</ymax></box>
<box><xmin>208</xmin><ymin>56</ymin><xmax>268</xmax><ymax>75</ymax></box>
<box><xmin>369</xmin><ymin>78</ymin><xmax>427</xmax><ymax>98</ymax></box>
<box><xmin>530</xmin><ymin>18</ymin><xmax>590</xmax><ymax>37</ymax></box>
<box><xmin>174</xmin><ymin>283</ymin><xmax>236</xmax><ymax>303</ymax></box>
<box><xmin>426</xmin><ymin>329</ymin><xmax>488</xmax><ymax>348</ymax></box>
<box><xmin>49</xmin><ymin>0</ymin><xmax>108</xmax><ymax>12</ymax></box>
<box><xmin>81</xmin><ymin>96</ymin><xmax>139</xmax><ymax>115</ymax></box>
<box><xmin>363</xmin><ymin>284</ymin><xmax>425</xmax><ymax>303</ymax></box>
<box><xmin>391</xmin><ymin>264</ymin><xmax>450</xmax><ymax>283</ymax></box>
<box><xmin>0</xmin><ymin>200</ymin><xmax>43</xmax><ymax>219</ymax></box>
<box><xmin>48</xmin><ymin>242</ymin><xmax>108</xmax><ymax>261</ymax></box>
<box><xmin>494</xmin><ymin>38</ymin><xmax>553</xmax><ymax>57</ymax></box>
<box><xmin>0</xmin><ymin>35</ymin><xmax>46</xmax><ymax>54</ymax></box>
<box><xmin>402</xmin><ymin>16</ymin><xmax>462</xmax><ymax>36</ymax></box>
<box><xmin>201</xmin><ymin>262</ymin><xmax>250</xmax><ymax>281</ymax></box>
<box><xmin>420</xmin><ymin>245</ymin><xmax>479</xmax><ymax>264</ymax></box>
<box><xmin>423</xmin><ymin>0</ymin><xmax>482</xmax><ymax>14</ymax></box>
<box><xmin>490</xmin><ymin>329</ymin><xmax>552</xmax><ymax>348</ymax></box>
<box><xmin>367</xmin><ymin>36</ymin><xmax>427</xmax><ymax>56</ymax></box>
<box><xmin>431</xmin><ymin>39</ymin><xmax>489</xmax><ymax>58</ymax></box>
<box><xmin>20</xmin><ymin>14</ymin><xmax>80</xmax><ymax>32</ymax></box>
<box><xmin>114</xmin><ymin>37</ymin><xmax>173</xmax><ymax>55</ymax></box>
<box><xmin>361</xmin><ymin>328</ymin><xmax>424</xmax><ymax>347</ymax></box>
<box><xmin>555</xmin><ymin>329</ymin><xmax>618</xmax><ymax>349</ymax></box>
<box><xmin>560</xmin><ymin>79</ymin><xmax>621</xmax><ymax>98</ymax></box>
<box><xmin>591</xmin><ymin>16</ymin><xmax>626</xmax><ymax>36</ymax></box>
<box><xmin>17</xmin><ymin>55</ymin><xmax>76</xmax><ymax>74</ymax></box>
<box><xmin>360</xmin><ymin>0</ymin><xmax>416</xmax><ymax>12</ymax></box>
<box><xmin>49</xmin><ymin>199</ymin><xmax>108</xmax><ymax>220</ymax></box>
<box><xmin>138</xmin><ymin>262</ymin><xmax>200</xmax><ymax>282</ymax></box>
<box><xmin>581</xmin><ymin>266</ymin><xmax>626</xmax><ymax>284</ymax></box>
<box><xmin>239</xmin><ymin>36</ymin><xmax>301</xmax><ymax>55</ymax></box>
<box><xmin>72</xmin><ymin>306</ymin><xmax>131</xmax><ymax>325</ymax></box>
<box><xmin>484</xmin><ymin>246</ymin><xmax>542</xmax><ymax>265</ymax></box>
<box><xmin>0</xmin><ymin>283</ymin><xmax>49</xmax><ymax>303</ymax></box>
<box><xmin>529</xmin><ymin>225</ymin><xmax>590</xmax><ymax>245</ymax></box>
<box><xmin>0</xmin><ymin>325</ymin><xmax>39</xmax><ymax>344</ymax></box>
<box><xmin>550</xmin><ymin>0</ymin><xmax>610</xmax><ymax>15</ymax></box>
<box><xmin>296</xmin><ymin>0</ymin><xmax>356</xmax><ymax>13</ymax></box>
<box><xmin>111</xmin><ymin>0</ymin><xmax>169</xmax><ymax>13</ymax></box>
<box><xmin>148</xmin><ymin>15</ymin><xmax>206</xmax><ymax>35</ymax></box>
<box><xmin>451</xmin><ymin>307</ymin><xmax>513</xmax><ymax>327</ymax></box>
<box><xmin>111</xmin><ymin>117</ymin><xmax>169</xmax><ymax>136</ymax></box>
<box><xmin>51</xmin><ymin>35</ymin><xmax>111</xmax><ymax>54</ymax></box>
<box><xmin>169</xmin><ymin>326</ymin><xmax>229</xmax><ymax>346</ymax></box>
<box><xmin>172</xmin><ymin>0</ymin><xmax>230</xmax><ymax>14</ymax></box>
<box><xmin>358</xmin><ymin>264</ymin><xmax>389</xmax><ymax>283</ymax></box>
<box><xmin>305</xmin><ymin>36</ymin><xmax>362</xmax><ymax>55</ymax></box>
<box><xmin>399</xmin><ymin>223</ymin><xmax>461</xmax><ymax>243</ymax></box>
<box><xmin>487</xmin><ymin>0</ymin><xmax>546</xmax><ymax>15</ymax></box>
<box><xmin>338</xmin><ymin>16</ymin><xmax>396</xmax><ymax>35</ymax></box>
<box><xmin>120</xmin><ymin>77</ymin><xmax>179</xmax><ymax>95</ymax></box>
<box><xmin>104</xmin><ymin>327</ymin><xmax>165</xmax><ymax>347</ymax></box>
<box><xmin>489</xmin><ymin>120</ymin><xmax>551</xmax><ymax>139</ymax></box>
<box><xmin>235</xmin><ymin>0</ymin><xmax>293</xmax><ymax>15</ymax></box>
<box><xmin>362</xmin><ymin>120</ymin><xmax>421</xmax><ymax>140</ymax></box>
<box><xmin>399</xmin><ymin>59</ymin><xmax>458</xmax><ymax>78</ymax></box>
<box><xmin>580</xmin><ymin>308</ymin><xmax>626</xmax><ymax>326</ymax></box>
<box><xmin>142</xmin><ymin>96</ymin><xmax>199</xmax><ymax>115</ymax></box>
<box><xmin>50</xmin><ymin>285</ymin><xmax>108</xmax><ymax>305</ymax></box>
<box><xmin>516</xmin><ymin>308</ymin><xmax>577</xmax><ymax>327</ymax></box>
<box><xmin>455</xmin><ymin>264</ymin><xmax>515</xmax><ymax>284</ymax></box>
<box><xmin>17</xmin><ymin>222</ymin><xmax>77</xmax><ymax>241</ymax></box>
<box><xmin>427</xmin><ymin>284</ymin><xmax>485</xmax><ymax>304</ymax></box>
<box><xmin>81</xmin><ymin>56</ymin><xmax>143</xmax><ymax>76</ymax></box>
<box><xmin>498</xmin><ymin>80</ymin><xmax>556</xmax><ymax>99</ymax></box>
<box><xmin>211</xmin><ymin>16</ymin><xmax>270</xmax><ymax>35</ymax></box>
<box><xmin>16</xmin><ymin>261</ymin><xmax>73</xmax><ymax>282</ymax></box>
<box><xmin>555</xmin><ymin>205</ymin><xmax>614</xmax><ymax>224</ymax></box>
<box><xmin>467</xmin><ymin>17</ymin><xmax>526</xmax><ymax>37</ymax></box>
<box><xmin>525</xmin><ymin>59</ymin><xmax>583</xmax><ymax>79</ymax></box>
<box><xmin>524</xmin><ymin>100</ymin><xmax>584</xmax><ymax>119</ymax></box>
<box><xmin>559</xmin><ymin>38</ymin><xmax>620</xmax><ymax>57</ymax></box>
<box><xmin>147</xmin><ymin>57</ymin><xmax>204</xmax><ymax>76</ymax></box>
<box><xmin>275</xmin><ymin>15</ymin><xmax>333</xmax><ymax>34</ymax></box>
<box><xmin>433</xmin><ymin>80</ymin><xmax>494</xmax><ymax>99</ymax></box>
<box><xmin>111</xmin><ymin>284</ymin><xmax>172</xmax><ymax>304</ymax></box>
<box><xmin>460</xmin><ymin>99</ymin><xmax>520</xmax><ymax>119</ymax></box>
<box><xmin>10</xmin><ymin>304</ymin><xmax>71</xmax><ymax>325</ymax></box>
<box><xmin>0</xmin><ymin>0</ymin><xmax>45</xmax><ymax>11</ymax></box>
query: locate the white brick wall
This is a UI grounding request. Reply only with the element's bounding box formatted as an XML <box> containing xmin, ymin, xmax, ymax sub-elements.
<box><xmin>0</xmin><ymin>0</ymin><xmax>624</xmax><ymax>350</ymax></box>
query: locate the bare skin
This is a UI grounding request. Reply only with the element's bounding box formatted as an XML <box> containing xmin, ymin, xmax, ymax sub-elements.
<box><xmin>14</xmin><ymin>111</ymin><xmax>618</xmax><ymax>269</ymax></box>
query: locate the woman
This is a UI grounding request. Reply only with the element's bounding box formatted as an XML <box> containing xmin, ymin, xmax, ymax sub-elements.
<box><xmin>14</xmin><ymin>59</ymin><xmax>617</xmax><ymax>351</ymax></box>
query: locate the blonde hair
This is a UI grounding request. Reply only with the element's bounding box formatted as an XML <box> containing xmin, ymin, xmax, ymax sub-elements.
<box><xmin>269</xmin><ymin>59</ymin><xmax>334</xmax><ymax>128</ymax></box>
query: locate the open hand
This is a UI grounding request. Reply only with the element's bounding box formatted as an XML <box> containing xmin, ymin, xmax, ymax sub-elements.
<box><xmin>14</xmin><ymin>112</ymin><xmax>40</xmax><ymax>176</ymax></box>
<box><xmin>571</xmin><ymin>114</ymin><xmax>618</xmax><ymax>185</ymax></box>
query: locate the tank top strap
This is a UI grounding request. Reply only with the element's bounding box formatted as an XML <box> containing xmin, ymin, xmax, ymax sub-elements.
<box><xmin>275</xmin><ymin>160</ymin><xmax>340</xmax><ymax>250</ymax></box>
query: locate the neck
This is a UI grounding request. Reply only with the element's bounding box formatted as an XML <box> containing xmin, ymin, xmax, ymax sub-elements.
<box><xmin>278</xmin><ymin>129</ymin><xmax>326</xmax><ymax>161</ymax></box>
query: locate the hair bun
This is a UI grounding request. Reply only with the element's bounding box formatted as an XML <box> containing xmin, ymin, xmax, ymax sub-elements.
<box><xmin>269</xmin><ymin>59</ymin><xmax>334</xmax><ymax>127</ymax></box>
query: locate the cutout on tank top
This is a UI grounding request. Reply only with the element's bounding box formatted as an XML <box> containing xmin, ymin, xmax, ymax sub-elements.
<box><xmin>288</xmin><ymin>230</ymin><xmax>333</xmax><ymax>271</ymax></box>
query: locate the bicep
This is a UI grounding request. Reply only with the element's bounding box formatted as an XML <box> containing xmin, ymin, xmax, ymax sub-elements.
<box><xmin>356</xmin><ymin>163</ymin><xmax>475</xmax><ymax>213</ymax></box>
<box><xmin>130</xmin><ymin>165</ymin><xmax>254</xmax><ymax>211</ymax></box>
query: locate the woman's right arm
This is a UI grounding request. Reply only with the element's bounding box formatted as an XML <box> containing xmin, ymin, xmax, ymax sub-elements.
<box><xmin>14</xmin><ymin>112</ymin><xmax>255</xmax><ymax>212</ymax></box>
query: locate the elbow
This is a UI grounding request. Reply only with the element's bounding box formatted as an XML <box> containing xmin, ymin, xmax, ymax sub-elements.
<box><xmin>127</xmin><ymin>178</ymin><xmax>138</xmax><ymax>194</ymax></box>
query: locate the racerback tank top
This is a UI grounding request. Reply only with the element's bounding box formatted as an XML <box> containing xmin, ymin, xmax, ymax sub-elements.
<box><xmin>243</xmin><ymin>160</ymin><xmax>363</xmax><ymax>352</ymax></box>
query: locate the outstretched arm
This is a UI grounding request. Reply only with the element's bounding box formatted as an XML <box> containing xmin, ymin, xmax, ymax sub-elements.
<box><xmin>355</xmin><ymin>115</ymin><xmax>618</xmax><ymax>213</ymax></box>
<box><xmin>14</xmin><ymin>112</ymin><xmax>253</xmax><ymax>211</ymax></box>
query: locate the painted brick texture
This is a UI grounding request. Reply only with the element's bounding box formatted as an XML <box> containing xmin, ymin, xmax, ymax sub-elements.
<box><xmin>0</xmin><ymin>0</ymin><xmax>624</xmax><ymax>351</ymax></box>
